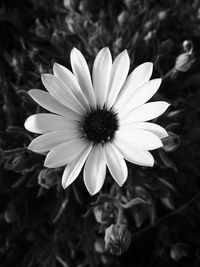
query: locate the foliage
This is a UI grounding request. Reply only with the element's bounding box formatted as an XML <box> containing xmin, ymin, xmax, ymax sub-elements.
<box><xmin>1</xmin><ymin>0</ymin><xmax>200</xmax><ymax>266</ymax></box>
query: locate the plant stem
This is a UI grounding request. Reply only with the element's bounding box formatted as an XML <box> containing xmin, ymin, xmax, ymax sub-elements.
<box><xmin>117</xmin><ymin>206</ymin><xmax>124</xmax><ymax>225</ymax></box>
<box><xmin>134</xmin><ymin>192</ymin><xmax>200</xmax><ymax>237</ymax></box>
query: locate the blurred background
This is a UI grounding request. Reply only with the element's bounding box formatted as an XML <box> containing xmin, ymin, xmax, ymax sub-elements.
<box><xmin>0</xmin><ymin>0</ymin><xmax>200</xmax><ymax>266</ymax></box>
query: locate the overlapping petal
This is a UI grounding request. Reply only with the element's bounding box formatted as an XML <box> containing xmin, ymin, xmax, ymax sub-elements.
<box><xmin>83</xmin><ymin>144</ymin><xmax>106</xmax><ymax>195</ymax></box>
<box><xmin>41</xmin><ymin>74</ymin><xmax>85</xmax><ymax>114</ymax></box>
<box><xmin>114</xmin><ymin>62</ymin><xmax>153</xmax><ymax>111</ymax></box>
<box><xmin>62</xmin><ymin>143</ymin><xmax>93</xmax><ymax>189</ymax></box>
<box><xmin>119</xmin><ymin>122</ymin><xmax>168</xmax><ymax>139</ymax></box>
<box><xmin>28</xmin><ymin>89</ymin><xmax>80</xmax><ymax>120</ymax></box>
<box><xmin>116</xmin><ymin>129</ymin><xmax>163</xmax><ymax>150</ymax></box>
<box><xmin>119</xmin><ymin>78</ymin><xmax>162</xmax><ymax>116</ymax></box>
<box><xmin>28</xmin><ymin>130</ymin><xmax>80</xmax><ymax>153</ymax></box>
<box><xmin>92</xmin><ymin>47</ymin><xmax>112</xmax><ymax>108</ymax></box>
<box><xmin>104</xmin><ymin>142</ymin><xmax>128</xmax><ymax>186</ymax></box>
<box><xmin>106</xmin><ymin>50</ymin><xmax>130</xmax><ymax>108</ymax></box>
<box><xmin>120</xmin><ymin>101</ymin><xmax>170</xmax><ymax>124</ymax></box>
<box><xmin>44</xmin><ymin>138</ymin><xmax>88</xmax><ymax>168</ymax></box>
<box><xmin>53</xmin><ymin>63</ymin><xmax>90</xmax><ymax>111</ymax></box>
<box><xmin>24</xmin><ymin>114</ymin><xmax>75</xmax><ymax>134</ymax></box>
<box><xmin>114</xmin><ymin>138</ymin><xmax>154</xmax><ymax>167</ymax></box>
<box><xmin>70</xmin><ymin>48</ymin><xmax>96</xmax><ymax>107</ymax></box>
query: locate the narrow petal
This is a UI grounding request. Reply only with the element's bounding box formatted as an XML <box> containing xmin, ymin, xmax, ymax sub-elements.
<box><xmin>41</xmin><ymin>74</ymin><xmax>85</xmax><ymax>114</ymax></box>
<box><xmin>120</xmin><ymin>78</ymin><xmax>162</xmax><ymax>116</ymax></box>
<box><xmin>114</xmin><ymin>138</ymin><xmax>154</xmax><ymax>166</ymax></box>
<box><xmin>44</xmin><ymin>138</ymin><xmax>88</xmax><ymax>168</ymax></box>
<box><xmin>104</xmin><ymin>142</ymin><xmax>128</xmax><ymax>186</ymax></box>
<box><xmin>106</xmin><ymin>50</ymin><xmax>130</xmax><ymax>108</ymax></box>
<box><xmin>24</xmin><ymin>114</ymin><xmax>75</xmax><ymax>134</ymax></box>
<box><xmin>62</xmin><ymin>143</ymin><xmax>93</xmax><ymax>189</ymax></box>
<box><xmin>92</xmin><ymin>47</ymin><xmax>112</xmax><ymax>107</ymax></box>
<box><xmin>83</xmin><ymin>144</ymin><xmax>106</xmax><ymax>195</ymax></box>
<box><xmin>28</xmin><ymin>89</ymin><xmax>80</xmax><ymax>120</ymax></box>
<box><xmin>53</xmin><ymin>63</ymin><xmax>90</xmax><ymax>111</ymax></box>
<box><xmin>116</xmin><ymin>129</ymin><xmax>163</xmax><ymax>150</ymax></box>
<box><xmin>120</xmin><ymin>101</ymin><xmax>170</xmax><ymax>124</ymax></box>
<box><xmin>70</xmin><ymin>48</ymin><xmax>96</xmax><ymax>107</ymax></box>
<box><xmin>28</xmin><ymin>130</ymin><xmax>80</xmax><ymax>153</ymax></box>
<box><xmin>120</xmin><ymin>122</ymin><xmax>168</xmax><ymax>139</ymax></box>
<box><xmin>114</xmin><ymin>62</ymin><xmax>153</xmax><ymax>111</ymax></box>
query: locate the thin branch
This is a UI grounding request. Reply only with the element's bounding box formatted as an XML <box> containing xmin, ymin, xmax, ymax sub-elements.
<box><xmin>134</xmin><ymin>192</ymin><xmax>200</xmax><ymax>238</ymax></box>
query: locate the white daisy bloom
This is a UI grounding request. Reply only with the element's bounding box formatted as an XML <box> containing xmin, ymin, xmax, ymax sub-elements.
<box><xmin>24</xmin><ymin>47</ymin><xmax>169</xmax><ymax>195</ymax></box>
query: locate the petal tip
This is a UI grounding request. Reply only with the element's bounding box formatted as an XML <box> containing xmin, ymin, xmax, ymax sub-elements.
<box><xmin>88</xmin><ymin>188</ymin><xmax>98</xmax><ymax>196</ymax></box>
<box><xmin>116</xmin><ymin>179</ymin><xmax>126</xmax><ymax>187</ymax></box>
<box><xmin>24</xmin><ymin>117</ymin><xmax>31</xmax><ymax>131</ymax></box>
<box><xmin>53</xmin><ymin>62</ymin><xmax>59</xmax><ymax>70</ymax></box>
<box><xmin>41</xmin><ymin>74</ymin><xmax>47</xmax><ymax>83</ymax></box>
<box><xmin>44</xmin><ymin>156</ymin><xmax>52</xmax><ymax>168</ymax></box>
<box><xmin>27</xmin><ymin>142</ymin><xmax>34</xmax><ymax>151</ymax></box>
<box><xmin>71</xmin><ymin>47</ymin><xmax>79</xmax><ymax>55</ymax></box>
<box><xmin>27</xmin><ymin>89</ymin><xmax>34</xmax><ymax>96</ymax></box>
<box><xmin>145</xmin><ymin>62</ymin><xmax>153</xmax><ymax>69</ymax></box>
<box><xmin>61</xmin><ymin>179</ymin><xmax>67</xmax><ymax>190</ymax></box>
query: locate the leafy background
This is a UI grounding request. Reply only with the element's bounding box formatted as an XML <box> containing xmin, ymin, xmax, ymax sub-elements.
<box><xmin>0</xmin><ymin>0</ymin><xmax>200</xmax><ymax>266</ymax></box>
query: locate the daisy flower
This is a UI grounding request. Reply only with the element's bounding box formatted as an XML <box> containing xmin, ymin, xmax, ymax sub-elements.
<box><xmin>24</xmin><ymin>47</ymin><xmax>169</xmax><ymax>195</ymax></box>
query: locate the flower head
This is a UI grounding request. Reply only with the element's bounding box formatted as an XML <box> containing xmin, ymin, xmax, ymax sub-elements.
<box><xmin>104</xmin><ymin>224</ymin><xmax>131</xmax><ymax>256</ymax></box>
<box><xmin>25</xmin><ymin>47</ymin><xmax>169</xmax><ymax>195</ymax></box>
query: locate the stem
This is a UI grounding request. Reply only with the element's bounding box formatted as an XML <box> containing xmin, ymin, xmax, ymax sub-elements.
<box><xmin>117</xmin><ymin>206</ymin><xmax>124</xmax><ymax>225</ymax></box>
<box><xmin>134</xmin><ymin>192</ymin><xmax>200</xmax><ymax>237</ymax></box>
<box><xmin>115</xmin><ymin>186</ymin><xmax>124</xmax><ymax>225</ymax></box>
<box><xmin>162</xmin><ymin>68</ymin><xmax>176</xmax><ymax>80</ymax></box>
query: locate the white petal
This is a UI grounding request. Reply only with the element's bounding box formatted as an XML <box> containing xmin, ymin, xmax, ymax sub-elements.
<box><xmin>116</xmin><ymin>129</ymin><xmax>163</xmax><ymax>150</ymax></box>
<box><xmin>104</xmin><ymin>142</ymin><xmax>128</xmax><ymax>186</ymax></box>
<box><xmin>120</xmin><ymin>122</ymin><xmax>168</xmax><ymax>139</ymax></box>
<box><xmin>24</xmin><ymin>114</ymin><xmax>75</xmax><ymax>134</ymax></box>
<box><xmin>53</xmin><ymin>63</ymin><xmax>90</xmax><ymax>111</ymax></box>
<box><xmin>62</xmin><ymin>143</ymin><xmax>93</xmax><ymax>189</ymax></box>
<box><xmin>28</xmin><ymin>89</ymin><xmax>80</xmax><ymax>120</ymax></box>
<box><xmin>120</xmin><ymin>101</ymin><xmax>170</xmax><ymax>124</ymax></box>
<box><xmin>44</xmin><ymin>138</ymin><xmax>88</xmax><ymax>168</ymax></box>
<box><xmin>28</xmin><ymin>130</ymin><xmax>80</xmax><ymax>153</ymax></box>
<box><xmin>114</xmin><ymin>138</ymin><xmax>154</xmax><ymax>166</ymax></box>
<box><xmin>83</xmin><ymin>144</ymin><xmax>106</xmax><ymax>195</ymax></box>
<box><xmin>120</xmin><ymin>78</ymin><xmax>162</xmax><ymax>116</ymax></box>
<box><xmin>70</xmin><ymin>48</ymin><xmax>96</xmax><ymax>107</ymax></box>
<box><xmin>114</xmin><ymin>62</ymin><xmax>153</xmax><ymax>111</ymax></box>
<box><xmin>41</xmin><ymin>74</ymin><xmax>85</xmax><ymax>114</ymax></box>
<box><xmin>92</xmin><ymin>47</ymin><xmax>112</xmax><ymax>107</ymax></box>
<box><xmin>106</xmin><ymin>50</ymin><xmax>130</xmax><ymax>108</ymax></box>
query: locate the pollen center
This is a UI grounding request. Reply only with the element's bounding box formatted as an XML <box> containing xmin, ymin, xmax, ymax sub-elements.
<box><xmin>82</xmin><ymin>109</ymin><xmax>119</xmax><ymax>143</ymax></box>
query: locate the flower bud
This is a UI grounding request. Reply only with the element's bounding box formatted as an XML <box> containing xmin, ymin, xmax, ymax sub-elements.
<box><xmin>170</xmin><ymin>244</ymin><xmax>188</xmax><ymax>261</ymax></box>
<box><xmin>93</xmin><ymin>202</ymin><xmax>115</xmax><ymax>224</ymax></box>
<box><xmin>124</xmin><ymin>0</ymin><xmax>132</xmax><ymax>9</ymax></box>
<box><xmin>104</xmin><ymin>224</ymin><xmax>131</xmax><ymax>256</ymax></box>
<box><xmin>113</xmin><ymin>37</ymin><xmax>123</xmax><ymax>55</ymax></box>
<box><xmin>162</xmin><ymin>132</ymin><xmax>180</xmax><ymax>152</ymax></box>
<box><xmin>65</xmin><ymin>16</ymin><xmax>76</xmax><ymax>34</ymax></box>
<box><xmin>63</xmin><ymin>0</ymin><xmax>74</xmax><ymax>10</ymax></box>
<box><xmin>117</xmin><ymin>11</ymin><xmax>129</xmax><ymax>26</ymax></box>
<box><xmin>175</xmin><ymin>52</ymin><xmax>195</xmax><ymax>72</ymax></box>
<box><xmin>94</xmin><ymin>239</ymin><xmax>105</xmax><ymax>253</ymax></box>
<box><xmin>182</xmin><ymin>40</ymin><xmax>193</xmax><ymax>54</ymax></box>
<box><xmin>38</xmin><ymin>168</ymin><xmax>57</xmax><ymax>189</ymax></box>
<box><xmin>4</xmin><ymin>204</ymin><xmax>17</xmax><ymax>223</ymax></box>
<box><xmin>157</xmin><ymin>10</ymin><xmax>167</xmax><ymax>21</ymax></box>
<box><xmin>144</xmin><ymin>30</ymin><xmax>156</xmax><ymax>43</ymax></box>
<box><xmin>35</xmin><ymin>19</ymin><xmax>46</xmax><ymax>38</ymax></box>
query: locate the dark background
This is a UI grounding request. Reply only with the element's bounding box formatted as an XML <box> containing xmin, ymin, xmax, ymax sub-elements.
<box><xmin>0</xmin><ymin>0</ymin><xmax>200</xmax><ymax>266</ymax></box>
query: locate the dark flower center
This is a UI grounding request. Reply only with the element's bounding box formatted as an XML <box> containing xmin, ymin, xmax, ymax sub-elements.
<box><xmin>82</xmin><ymin>109</ymin><xmax>119</xmax><ymax>143</ymax></box>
